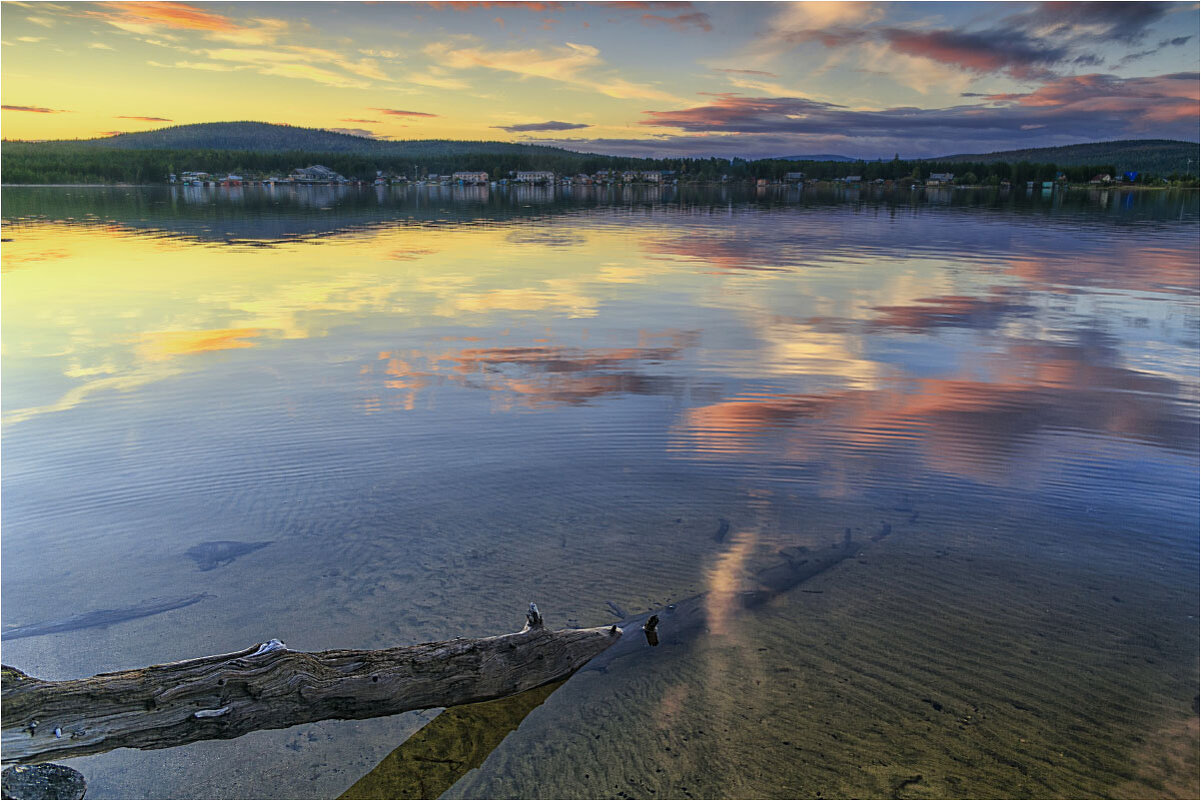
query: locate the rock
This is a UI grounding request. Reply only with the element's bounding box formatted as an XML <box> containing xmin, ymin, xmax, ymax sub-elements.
<box><xmin>2</xmin><ymin>764</ymin><xmax>86</xmax><ymax>800</ymax></box>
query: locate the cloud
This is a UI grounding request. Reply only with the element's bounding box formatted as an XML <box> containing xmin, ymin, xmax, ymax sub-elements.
<box><xmin>534</xmin><ymin>72</ymin><xmax>1198</xmax><ymax>158</ymax></box>
<box><xmin>425</xmin><ymin>2</ymin><xmax>564</xmax><ymax>11</ymax></box>
<box><xmin>16</xmin><ymin>36</ymin><xmax>45</xmax><ymax>43</ymax></box>
<box><xmin>641</xmin><ymin>11</ymin><xmax>713</xmax><ymax>33</ymax></box>
<box><xmin>194</xmin><ymin>47</ymin><xmax>376</xmax><ymax>88</ymax></box>
<box><xmin>1008</xmin><ymin>1</ymin><xmax>1174</xmax><ymax>45</ymax></box>
<box><xmin>98</xmin><ymin>131</ymin><xmax>125</xmax><ymax>137</ymax></box>
<box><xmin>371</xmin><ymin>107</ymin><xmax>439</xmax><ymax>117</ymax></box>
<box><xmin>88</xmin><ymin>42</ymin><xmax>114</xmax><ymax>49</ymax></box>
<box><xmin>768</xmin><ymin>1</ymin><xmax>1191</xmax><ymax>82</ymax></box>
<box><xmin>25</xmin><ymin>15</ymin><xmax>55</xmax><ymax>27</ymax></box>
<box><xmin>881</xmin><ymin>27</ymin><xmax>1067</xmax><ymax>80</ymax></box>
<box><xmin>116</xmin><ymin>115</ymin><xmax>172</xmax><ymax>121</ymax></box>
<box><xmin>148</xmin><ymin>59</ymin><xmax>247</xmax><ymax>72</ymax></box>
<box><xmin>90</xmin><ymin>2</ymin><xmax>236</xmax><ymax>33</ymax></box>
<box><xmin>2</xmin><ymin>104</ymin><xmax>69</xmax><ymax>113</ymax></box>
<box><xmin>205</xmin><ymin>18</ymin><xmax>290</xmax><ymax>46</ymax></box>
<box><xmin>713</xmin><ymin>68</ymin><xmax>779</xmax><ymax>77</ymax></box>
<box><xmin>492</xmin><ymin>120</ymin><xmax>592</xmax><ymax>132</ymax></box>
<box><xmin>324</xmin><ymin>127</ymin><xmax>376</xmax><ymax>138</ymax></box>
<box><xmin>423</xmin><ymin>39</ymin><xmax>684</xmax><ymax>102</ymax></box>
<box><xmin>341</xmin><ymin>118</ymin><xmax>382</xmax><ymax>123</ymax></box>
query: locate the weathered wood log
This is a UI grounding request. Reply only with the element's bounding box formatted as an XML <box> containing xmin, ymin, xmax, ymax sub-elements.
<box><xmin>1</xmin><ymin>608</ymin><xmax>621</xmax><ymax>765</ymax></box>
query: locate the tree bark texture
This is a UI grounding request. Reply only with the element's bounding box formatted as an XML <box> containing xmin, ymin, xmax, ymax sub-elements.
<box><xmin>2</xmin><ymin>618</ymin><xmax>620</xmax><ymax>765</ymax></box>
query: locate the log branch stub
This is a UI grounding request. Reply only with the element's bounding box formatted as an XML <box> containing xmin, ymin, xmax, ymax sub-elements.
<box><xmin>2</xmin><ymin>615</ymin><xmax>620</xmax><ymax>765</ymax></box>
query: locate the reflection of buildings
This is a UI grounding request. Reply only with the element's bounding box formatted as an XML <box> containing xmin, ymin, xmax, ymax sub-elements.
<box><xmin>515</xmin><ymin>171</ymin><xmax>555</xmax><ymax>184</ymax></box>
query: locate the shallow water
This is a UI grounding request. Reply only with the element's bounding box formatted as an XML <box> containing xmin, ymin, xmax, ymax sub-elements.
<box><xmin>2</xmin><ymin>184</ymin><xmax>1197</xmax><ymax>799</ymax></box>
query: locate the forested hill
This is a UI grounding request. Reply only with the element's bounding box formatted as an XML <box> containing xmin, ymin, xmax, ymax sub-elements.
<box><xmin>936</xmin><ymin>139</ymin><xmax>1198</xmax><ymax>176</ymax></box>
<box><xmin>34</xmin><ymin>121</ymin><xmax>587</xmax><ymax>158</ymax></box>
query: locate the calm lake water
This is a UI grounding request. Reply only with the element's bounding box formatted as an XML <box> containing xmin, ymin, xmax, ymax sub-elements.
<box><xmin>2</xmin><ymin>184</ymin><xmax>1198</xmax><ymax>799</ymax></box>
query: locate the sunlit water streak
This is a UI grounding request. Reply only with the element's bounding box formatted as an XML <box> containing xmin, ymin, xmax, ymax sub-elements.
<box><xmin>2</xmin><ymin>185</ymin><xmax>1197</xmax><ymax>799</ymax></box>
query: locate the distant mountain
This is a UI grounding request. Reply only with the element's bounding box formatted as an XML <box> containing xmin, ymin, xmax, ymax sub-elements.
<box><xmin>44</xmin><ymin>121</ymin><xmax>588</xmax><ymax>158</ymax></box>
<box><xmin>933</xmin><ymin>139</ymin><xmax>1198</xmax><ymax>175</ymax></box>
<box><xmin>775</xmin><ymin>154</ymin><xmax>858</xmax><ymax>162</ymax></box>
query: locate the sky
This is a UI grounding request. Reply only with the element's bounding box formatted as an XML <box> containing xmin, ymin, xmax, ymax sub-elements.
<box><xmin>1</xmin><ymin>1</ymin><xmax>1198</xmax><ymax>158</ymax></box>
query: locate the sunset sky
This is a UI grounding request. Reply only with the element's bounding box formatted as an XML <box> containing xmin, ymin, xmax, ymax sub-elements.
<box><xmin>2</xmin><ymin>1</ymin><xmax>1198</xmax><ymax>158</ymax></box>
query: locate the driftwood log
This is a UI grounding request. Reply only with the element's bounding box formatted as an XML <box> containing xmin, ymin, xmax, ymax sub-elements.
<box><xmin>1</xmin><ymin>605</ymin><xmax>620</xmax><ymax>765</ymax></box>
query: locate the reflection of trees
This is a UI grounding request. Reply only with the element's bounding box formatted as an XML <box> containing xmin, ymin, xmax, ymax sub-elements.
<box><xmin>6</xmin><ymin>185</ymin><xmax>1191</xmax><ymax>251</ymax></box>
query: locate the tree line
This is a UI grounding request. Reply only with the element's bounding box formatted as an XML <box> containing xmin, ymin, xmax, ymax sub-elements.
<box><xmin>3</xmin><ymin>141</ymin><xmax>1193</xmax><ymax>186</ymax></box>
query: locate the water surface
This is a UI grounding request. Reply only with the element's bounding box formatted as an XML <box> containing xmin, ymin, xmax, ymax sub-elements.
<box><xmin>2</xmin><ymin>184</ymin><xmax>1197</xmax><ymax>798</ymax></box>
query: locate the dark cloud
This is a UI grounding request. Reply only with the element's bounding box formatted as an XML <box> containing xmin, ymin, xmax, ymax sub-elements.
<box><xmin>881</xmin><ymin>27</ymin><xmax>1067</xmax><ymax>80</ymax></box>
<box><xmin>2</xmin><ymin>105</ymin><xmax>69</xmax><ymax>113</ymax></box>
<box><xmin>640</xmin><ymin>11</ymin><xmax>712</xmax><ymax>32</ymax></box>
<box><xmin>1010</xmin><ymin>2</ymin><xmax>1173</xmax><ymax>44</ymax></box>
<box><xmin>116</xmin><ymin>115</ymin><xmax>172</xmax><ymax>121</ymax></box>
<box><xmin>1163</xmin><ymin>36</ymin><xmax>1193</xmax><ymax>46</ymax></box>
<box><xmin>781</xmin><ymin>1</ymin><xmax>1187</xmax><ymax>80</ymax></box>
<box><xmin>532</xmin><ymin>72</ymin><xmax>1198</xmax><ymax>158</ymax></box>
<box><xmin>370</xmin><ymin>108</ymin><xmax>438</xmax><ymax>117</ymax></box>
<box><xmin>492</xmin><ymin>120</ymin><xmax>592</xmax><ymax>132</ymax></box>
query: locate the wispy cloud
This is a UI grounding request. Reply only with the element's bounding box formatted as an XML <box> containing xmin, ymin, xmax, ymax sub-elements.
<box><xmin>88</xmin><ymin>42</ymin><xmax>115</xmax><ymax>50</ymax></box>
<box><xmin>492</xmin><ymin>120</ymin><xmax>592</xmax><ymax>132</ymax></box>
<box><xmin>641</xmin><ymin>11</ymin><xmax>712</xmax><ymax>33</ymax></box>
<box><xmin>16</xmin><ymin>36</ymin><xmax>45</xmax><ymax>43</ymax></box>
<box><xmin>341</xmin><ymin>118</ymin><xmax>382</xmax><ymax>123</ymax></box>
<box><xmin>90</xmin><ymin>2</ymin><xmax>237</xmax><ymax>34</ymax></box>
<box><xmin>370</xmin><ymin>107</ymin><xmax>440</xmax><ymax>117</ymax></box>
<box><xmin>25</xmin><ymin>15</ymin><xmax>55</xmax><ymax>28</ymax></box>
<box><xmin>424</xmin><ymin>39</ymin><xmax>684</xmax><ymax>102</ymax></box>
<box><xmin>116</xmin><ymin>115</ymin><xmax>172</xmax><ymax>121</ymax></box>
<box><xmin>147</xmin><ymin>59</ymin><xmax>247</xmax><ymax>72</ymax></box>
<box><xmin>425</xmin><ymin>2</ymin><xmax>564</xmax><ymax>11</ymax></box>
<box><xmin>713</xmin><ymin>68</ymin><xmax>778</xmax><ymax>77</ymax></box>
<box><xmin>2</xmin><ymin>104</ymin><xmax>70</xmax><ymax>113</ymax></box>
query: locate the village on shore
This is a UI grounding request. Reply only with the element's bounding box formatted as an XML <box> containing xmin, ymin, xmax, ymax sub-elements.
<box><xmin>173</xmin><ymin>164</ymin><xmax>1127</xmax><ymax>190</ymax></box>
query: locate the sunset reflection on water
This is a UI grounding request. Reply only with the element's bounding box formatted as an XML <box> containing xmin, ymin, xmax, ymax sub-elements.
<box><xmin>2</xmin><ymin>185</ymin><xmax>1196</xmax><ymax>799</ymax></box>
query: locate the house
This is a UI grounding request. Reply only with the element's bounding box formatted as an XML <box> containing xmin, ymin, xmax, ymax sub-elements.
<box><xmin>784</xmin><ymin>172</ymin><xmax>806</xmax><ymax>182</ymax></box>
<box><xmin>840</xmin><ymin>175</ymin><xmax>862</xmax><ymax>183</ymax></box>
<box><xmin>291</xmin><ymin>165</ymin><xmax>345</xmax><ymax>183</ymax></box>
<box><xmin>515</xmin><ymin>170</ymin><xmax>555</xmax><ymax>183</ymax></box>
<box><xmin>620</xmin><ymin>170</ymin><xmax>639</xmax><ymax>182</ymax></box>
<box><xmin>453</xmin><ymin>171</ymin><xmax>488</xmax><ymax>184</ymax></box>
<box><xmin>927</xmin><ymin>172</ymin><xmax>954</xmax><ymax>184</ymax></box>
<box><xmin>1089</xmin><ymin>174</ymin><xmax>1112</xmax><ymax>184</ymax></box>
<box><xmin>641</xmin><ymin>171</ymin><xmax>662</xmax><ymax>183</ymax></box>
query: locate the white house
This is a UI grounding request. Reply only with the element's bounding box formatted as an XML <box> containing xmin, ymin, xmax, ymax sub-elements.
<box><xmin>515</xmin><ymin>170</ymin><xmax>555</xmax><ymax>183</ymax></box>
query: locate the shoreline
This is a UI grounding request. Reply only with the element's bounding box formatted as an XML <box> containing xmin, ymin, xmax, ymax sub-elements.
<box><xmin>2</xmin><ymin>182</ymin><xmax>1194</xmax><ymax>191</ymax></box>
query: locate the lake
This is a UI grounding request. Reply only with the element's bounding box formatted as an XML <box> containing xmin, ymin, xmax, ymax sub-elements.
<box><xmin>2</xmin><ymin>183</ymin><xmax>1198</xmax><ymax>799</ymax></box>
